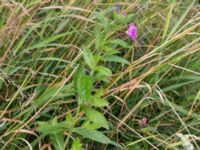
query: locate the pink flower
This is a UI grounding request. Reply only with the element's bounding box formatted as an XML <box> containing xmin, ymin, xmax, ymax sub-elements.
<box><xmin>126</xmin><ymin>22</ymin><xmax>137</xmax><ymax>41</ymax></box>
<box><xmin>122</xmin><ymin>11</ymin><xmax>126</xmax><ymax>16</ymax></box>
<box><xmin>138</xmin><ymin>117</ymin><xmax>148</xmax><ymax>127</ymax></box>
<box><xmin>116</xmin><ymin>7</ymin><xmax>121</xmax><ymax>13</ymax></box>
<box><xmin>116</xmin><ymin>6</ymin><xmax>126</xmax><ymax>16</ymax></box>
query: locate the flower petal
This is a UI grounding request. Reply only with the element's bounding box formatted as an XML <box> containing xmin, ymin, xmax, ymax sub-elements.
<box><xmin>126</xmin><ymin>22</ymin><xmax>137</xmax><ymax>41</ymax></box>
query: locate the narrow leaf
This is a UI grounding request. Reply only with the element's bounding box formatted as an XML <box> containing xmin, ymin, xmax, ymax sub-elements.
<box><xmin>162</xmin><ymin>2</ymin><xmax>174</xmax><ymax>40</ymax></box>
<box><xmin>34</xmin><ymin>87</ymin><xmax>57</xmax><ymax>107</ymax></box>
<box><xmin>103</xmin><ymin>55</ymin><xmax>130</xmax><ymax>65</ymax></box>
<box><xmin>108</xmin><ymin>39</ymin><xmax>131</xmax><ymax>49</ymax></box>
<box><xmin>73</xmin><ymin>128</ymin><xmax>122</xmax><ymax>148</ymax></box>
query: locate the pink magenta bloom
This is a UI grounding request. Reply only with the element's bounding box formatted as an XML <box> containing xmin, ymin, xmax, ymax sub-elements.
<box><xmin>122</xmin><ymin>11</ymin><xmax>126</xmax><ymax>16</ymax></box>
<box><xmin>139</xmin><ymin>117</ymin><xmax>148</xmax><ymax>127</ymax></box>
<box><xmin>116</xmin><ymin>7</ymin><xmax>121</xmax><ymax>13</ymax></box>
<box><xmin>126</xmin><ymin>22</ymin><xmax>137</xmax><ymax>41</ymax></box>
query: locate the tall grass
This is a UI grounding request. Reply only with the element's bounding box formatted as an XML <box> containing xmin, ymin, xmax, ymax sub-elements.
<box><xmin>0</xmin><ymin>0</ymin><xmax>199</xmax><ymax>149</ymax></box>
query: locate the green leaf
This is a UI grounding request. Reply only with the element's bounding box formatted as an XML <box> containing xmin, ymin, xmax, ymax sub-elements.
<box><xmin>82</xmin><ymin>120</ymin><xmax>101</xmax><ymax>130</ymax></box>
<box><xmin>51</xmin><ymin>132</ymin><xmax>65</xmax><ymax>150</ymax></box>
<box><xmin>103</xmin><ymin>55</ymin><xmax>130</xmax><ymax>65</ymax></box>
<box><xmin>37</xmin><ymin>57</ymin><xmax>72</xmax><ymax>64</ymax></box>
<box><xmin>94</xmin><ymin>53</ymin><xmax>101</xmax><ymax>65</ymax></box>
<box><xmin>91</xmin><ymin>89</ymin><xmax>109</xmax><ymax>107</ymax></box>
<box><xmin>23</xmin><ymin>32</ymin><xmax>71</xmax><ymax>52</ymax></box>
<box><xmin>65</xmin><ymin>113</ymin><xmax>76</xmax><ymax>128</ymax></box>
<box><xmin>79</xmin><ymin>76</ymin><xmax>93</xmax><ymax>104</ymax></box>
<box><xmin>73</xmin><ymin>128</ymin><xmax>122</xmax><ymax>148</ymax></box>
<box><xmin>34</xmin><ymin>86</ymin><xmax>58</xmax><ymax>107</ymax></box>
<box><xmin>74</xmin><ymin>66</ymin><xmax>93</xmax><ymax>104</ymax></box>
<box><xmin>102</xmin><ymin>45</ymin><xmax>120</xmax><ymax>54</ymax></box>
<box><xmin>95</xmin><ymin>22</ymin><xmax>101</xmax><ymax>50</ymax></box>
<box><xmin>74</xmin><ymin>65</ymin><xmax>85</xmax><ymax>89</ymax></box>
<box><xmin>71</xmin><ymin>138</ymin><xmax>83</xmax><ymax>150</ymax></box>
<box><xmin>32</xmin><ymin>83</ymin><xmax>74</xmax><ymax>107</ymax></box>
<box><xmin>95</xmin><ymin>66</ymin><xmax>112</xmax><ymax>77</ymax></box>
<box><xmin>37</xmin><ymin>121</ymin><xmax>68</xmax><ymax>134</ymax></box>
<box><xmin>108</xmin><ymin>39</ymin><xmax>131</xmax><ymax>49</ymax></box>
<box><xmin>92</xmin><ymin>97</ymin><xmax>109</xmax><ymax>107</ymax></box>
<box><xmin>0</xmin><ymin>77</ymin><xmax>4</xmax><ymax>90</ymax></box>
<box><xmin>82</xmin><ymin>106</ymin><xmax>109</xmax><ymax>129</ymax></box>
<box><xmin>114</xmin><ymin>11</ymin><xmax>134</xmax><ymax>24</ymax></box>
<box><xmin>95</xmin><ymin>12</ymin><xmax>110</xmax><ymax>30</ymax></box>
<box><xmin>73</xmin><ymin>128</ymin><xmax>110</xmax><ymax>144</ymax></box>
<box><xmin>166</xmin><ymin>0</ymin><xmax>195</xmax><ymax>40</ymax></box>
<box><xmin>92</xmin><ymin>98</ymin><xmax>109</xmax><ymax>107</ymax></box>
<box><xmin>14</xmin><ymin>26</ymin><xmax>37</xmax><ymax>53</ymax></box>
<box><xmin>83</xmin><ymin>48</ymin><xmax>96</xmax><ymax>70</ymax></box>
<box><xmin>162</xmin><ymin>2</ymin><xmax>174</xmax><ymax>40</ymax></box>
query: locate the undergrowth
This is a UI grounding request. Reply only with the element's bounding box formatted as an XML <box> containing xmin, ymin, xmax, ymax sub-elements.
<box><xmin>0</xmin><ymin>0</ymin><xmax>200</xmax><ymax>149</ymax></box>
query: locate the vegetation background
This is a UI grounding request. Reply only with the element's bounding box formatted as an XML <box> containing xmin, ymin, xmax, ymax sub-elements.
<box><xmin>0</xmin><ymin>0</ymin><xmax>199</xmax><ymax>149</ymax></box>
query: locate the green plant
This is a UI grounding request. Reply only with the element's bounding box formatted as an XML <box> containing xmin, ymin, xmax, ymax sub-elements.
<box><xmin>0</xmin><ymin>0</ymin><xmax>199</xmax><ymax>149</ymax></box>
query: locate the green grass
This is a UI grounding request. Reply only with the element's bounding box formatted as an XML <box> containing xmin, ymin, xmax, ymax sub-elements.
<box><xmin>0</xmin><ymin>0</ymin><xmax>200</xmax><ymax>149</ymax></box>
